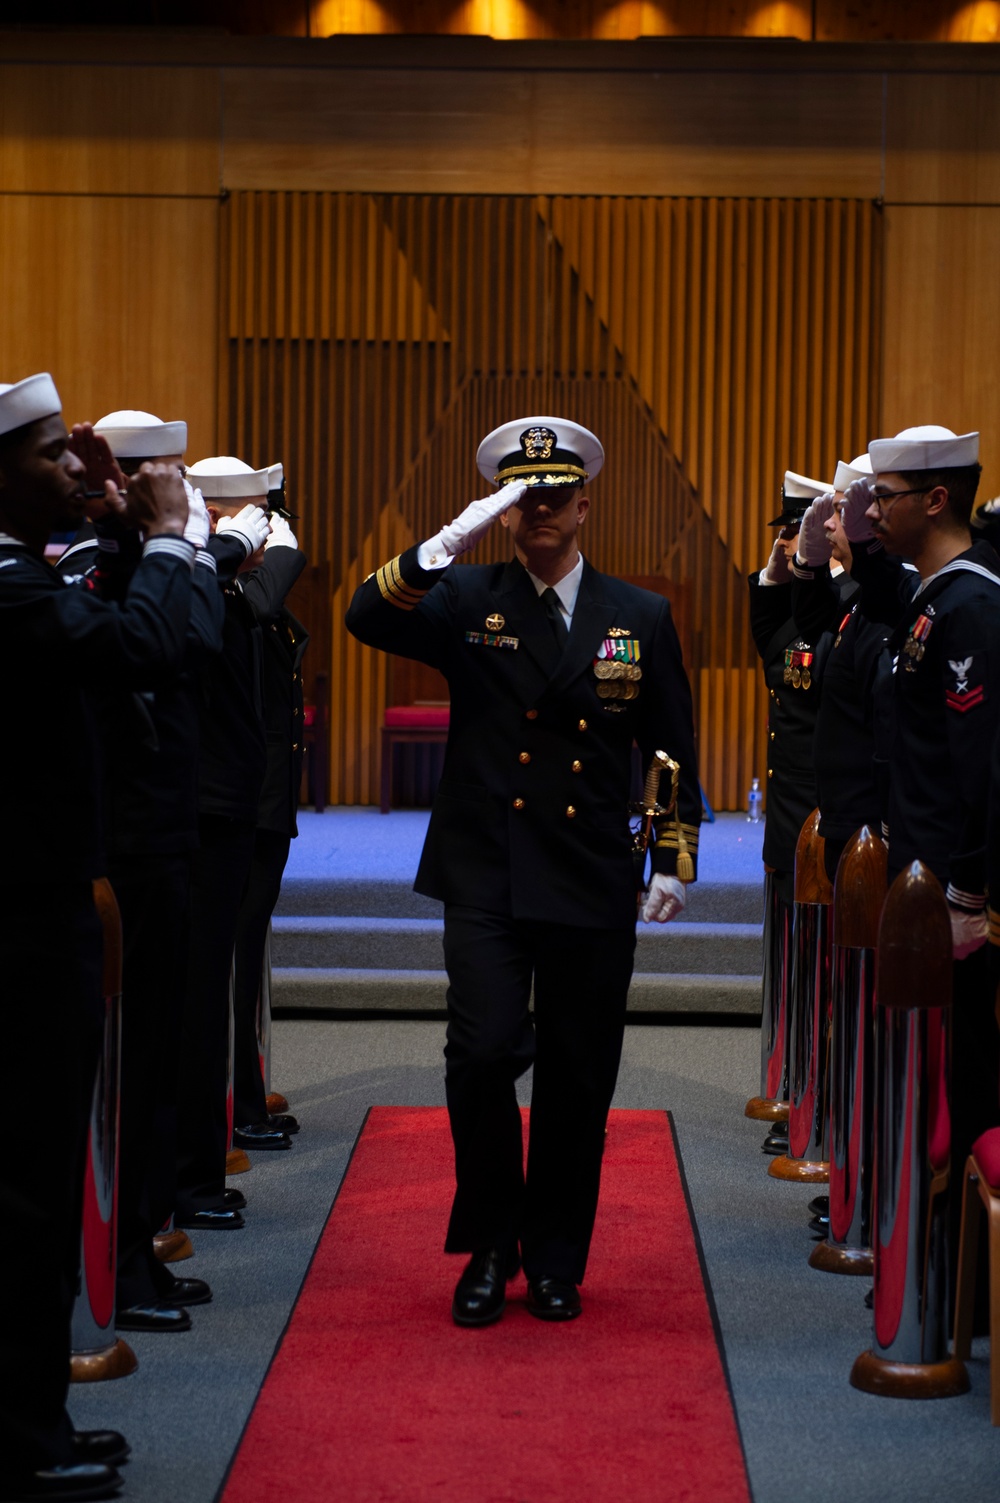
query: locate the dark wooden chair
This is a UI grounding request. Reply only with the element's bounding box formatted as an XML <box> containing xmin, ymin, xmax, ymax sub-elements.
<box><xmin>381</xmin><ymin>659</ymin><xmax>450</xmax><ymax>813</ymax></box>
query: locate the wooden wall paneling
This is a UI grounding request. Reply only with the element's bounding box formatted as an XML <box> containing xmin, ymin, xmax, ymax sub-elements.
<box><xmin>222</xmin><ymin>192</ymin><xmax>880</xmax><ymax>808</ymax></box>
<box><xmin>0</xmin><ymin>194</ymin><xmax>219</xmax><ymax>460</ymax></box>
<box><xmin>881</xmin><ymin>204</ymin><xmax>1000</xmax><ymax>502</ymax></box>
<box><xmin>884</xmin><ymin>73</ymin><xmax>1000</xmax><ymax>204</ymax></box>
<box><xmin>222</xmin><ymin>66</ymin><xmax>883</xmax><ymax>198</ymax></box>
<box><xmin>0</xmin><ymin>65</ymin><xmax>220</xmax><ymax>195</ymax></box>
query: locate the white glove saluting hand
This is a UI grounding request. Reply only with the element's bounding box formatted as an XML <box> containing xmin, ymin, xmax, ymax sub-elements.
<box><xmin>419</xmin><ymin>480</ymin><xmax>528</xmax><ymax>568</ymax></box>
<box><xmin>641</xmin><ymin>873</ymin><xmax>686</xmax><ymax>925</ymax></box>
<box><xmin>217</xmin><ymin>503</ymin><xmax>271</xmax><ymax>557</ymax></box>
<box><xmin>264</xmin><ymin>513</ymin><xmax>299</xmax><ymax>551</ymax></box>
<box><xmin>950</xmin><ymin>908</ymin><xmax>988</xmax><ymax>961</ymax></box>
<box><xmin>797</xmin><ymin>493</ymin><xmax>835</xmax><ymax>567</ymax></box>
<box><xmin>182</xmin><ymin>480</ymin><xmax>211</xmax><ymax>551</ymax></box>
<box><xmin>841</xmin><ymin>475</ymin><xmax>876</xmax><ymax>543</ymax></box>
<box><xmin>760</xmin><ymin>536</ymin><xmax>792</xmax><ymax>587</ymax></box>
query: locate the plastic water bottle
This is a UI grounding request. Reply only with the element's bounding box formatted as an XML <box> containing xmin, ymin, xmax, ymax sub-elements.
<box><xmin>747</xmin><ymin>776</ymin><xmax>763</xmax><ymax>823</ymax></box>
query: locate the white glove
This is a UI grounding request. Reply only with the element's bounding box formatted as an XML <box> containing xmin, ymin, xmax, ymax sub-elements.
<box><xmin>796</xmin><ymin>493</ymin><xmax>835</xmax><ymax>566</ymax></box>
<box><xmin>641</xmin><ymin>873</ymin><xmax>687</xmax><ymax>925</ymax></box>
<box><xmin>182</xmin><ymin>481</ymin><xmax>211</xmax><ymax>551</ymax></box>
<box><xmin>950</xmin><ymin>908</ymin><xmax>988</xmax><ymax>961</ymax></box>
<box><xmin>217</xmin><ymin>503</ymin><xmax>271</xmax><ymax>558</ymax></box>
<box><xmin>419</xmin><ymin>480</ymin><xmax>528</xmax><ymax>567</ymax></box>
<box><xmin>264</xmin><ymin>513</ymin><xmax>299</xmax><ymax>551</ymax></box>
<box><xmin>760</xmin><ymin>537</ymin><xmax>792</xmax><ymax>586</ymax></box>
<box><xmin>841</xmin><ymin>475</ymin><xmax>876</xmax><ymax>542</ymax></box>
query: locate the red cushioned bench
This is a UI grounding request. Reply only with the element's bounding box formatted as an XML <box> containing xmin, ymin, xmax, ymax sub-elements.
<box><xmin>381</xmin><ymin>704</ymin><xmax>450</xmax><ymax>813</ymax></box>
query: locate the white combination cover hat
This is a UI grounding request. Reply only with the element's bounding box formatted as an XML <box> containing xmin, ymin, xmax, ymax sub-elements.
<box><xmin>267</xmin><ymin>462</ymin><xmax>284</xmax><ymax>491</ymax></box>
<box><xmin>868</xmin><ymin>425</ymin><xmax>980</xmax><ymax>473</ymax></box>
<box><xmin>0</xmin><ymin>373</ymin><xmax>61</xmax><ymax>438</ymax></box>
<box><xmin>782</xmin><ymin>470</ymin><xmax>828</xmax><ymax>501</ymax></box>
<box><xmin>186</xmin><ymin>456</ymin><xmax>270</xmax><ymax>499</ymax></box>
<box><xmin>94</xmin><ymin>409</ymin><xmax>187</xmax><ymax>458</ymax></box>
<box><xmin>476</xmin><ymin>417</ymin><xmax>604</xmax><ymax>489</ymax></box>
<box><xmin>833</xmin><ymin>452</ymin><xmax>874</xmax><ymax>492</ymax></box>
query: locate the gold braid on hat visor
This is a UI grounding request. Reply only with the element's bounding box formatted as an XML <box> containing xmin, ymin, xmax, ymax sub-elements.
<box><xmin>495</xmin><ymin>463</ymin><xmax>589</xmax><ymax>487</ymax></box>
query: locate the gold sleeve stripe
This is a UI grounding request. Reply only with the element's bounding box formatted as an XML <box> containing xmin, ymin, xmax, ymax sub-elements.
<box><xmin>389</xmin><ymin>555</ymin><xmax>426</xmax><ymax>602</ymax></box>
<box><xmin>653</xmin><ymin>822</ymin><xmax>700</xmax><ymax>852</ymax></box>
<box><xmin>375</xmin><ymin>555</ymin><xmax>428</xmax><ymax>611</ymax></box>
<box><xmin>989</xmin><ymin>907</ymin><xmax>1000</xmax><ymax>944</ymax></box>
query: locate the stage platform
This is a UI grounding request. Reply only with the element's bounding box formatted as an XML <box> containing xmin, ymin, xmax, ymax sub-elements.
<box><xmin>274</xmin><ymin>809</ymin><xmax>765</xmax><ymax>1018</ymax></box>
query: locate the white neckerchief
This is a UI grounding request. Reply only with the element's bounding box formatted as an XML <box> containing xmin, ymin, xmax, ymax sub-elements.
<box><xmin>526</xmin><ymin>552</ymin><xmax>584</xmax><ymax>632</ymax></box>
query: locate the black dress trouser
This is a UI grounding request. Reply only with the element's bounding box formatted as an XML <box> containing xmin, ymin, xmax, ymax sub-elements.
<box><xmin>175</xmin><ymin>814</ymin><xmax>256</xmax><ymax>1217</ymax></box>
<box><xmin>0</xmin><ymin>884</ymin><xmax>102</xmax><ymax>1474</ymax></box>
<box><xmin>110</xmin><ymin>854</ymin><xmax>190</xmax><ymax>1308</ymax></box>
<box><xmin>442</xmin><ymin>904</ymin><xmax>636</xmax><ymax>1285</ymax></box>
<box><xmin>232</xmin><ymin>829</ymin><xmax>291</xmax><ymax>1129</ymax></box>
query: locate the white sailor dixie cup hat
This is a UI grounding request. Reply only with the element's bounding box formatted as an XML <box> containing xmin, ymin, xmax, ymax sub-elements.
<box><xmin>868</xmin><ymin>425</ymin><xmax>980</xmax><ymax>473</ymax></box>
<box><xmin>833</xmin><ymin>452</ymin><xmax>873</xmax><ymax>492</ymax></box>
<box><xmin>476</xmin><ymin>418</ymin><xmax>604</xmax><ymax>490</ymax></box>
<box><xmin>0</xmin><ymin>373</ymin><xmax>61</xmax><ymax>437</ymax></box>
<box><xmin>93</xmin><ymin>409</ymin><xmax>188</xmax><ymax>458</ymax></box>
<box><xmin>186</xmin><ymin>456</ymin><xmax>270</xmax><ymax>499</ymax></box>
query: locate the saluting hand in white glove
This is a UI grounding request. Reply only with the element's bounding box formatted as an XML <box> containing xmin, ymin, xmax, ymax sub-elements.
<box><xmin>841</xmin><ymin>475</ymin><xmax>876</xmax><ymax>543</ymax></box>
<box><xmin>797</xmin><ymin>493</ymin><xmax>835</xmax><ymax>567</ymax></box>
<box><xmin>641</xmin><ymin>873</ymin><xmax>686</xmax><ymax>925</ymax></box>
<box><xmin>760</xmin><ymin>537</ymin><xmax>792</xmax><ymax>587</ymax></box>
<box><xmin>217</xmin><ymin>503</ymin><xmax>271</xmax><ymax>557</ymax></box>
<box><xmin>420</xmin><ymin>481</ymin><xmax>529</xmax><ymax>567</ymax></box>
<box><xmin>183</xmin><ymin>481</ymin><xmax>211</xmax><ymax>551</ymax></box>
<box><xmin>264</xmin><ymin>513</ymin><xmax>299</xmax><ymax>551</ymax></box>
<box><xmin>950</xmin><ymin>908</ymin><xmax>988</xmax><ymax>962</ymax></box>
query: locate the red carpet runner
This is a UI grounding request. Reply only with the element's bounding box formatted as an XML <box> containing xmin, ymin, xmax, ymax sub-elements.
<box><xmin>221</xmin><ymin>1107</ymin><xmax>750</xmax><ymax>1503</ymax></box>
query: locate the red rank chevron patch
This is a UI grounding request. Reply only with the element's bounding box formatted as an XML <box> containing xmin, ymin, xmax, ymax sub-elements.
<box><xmin>946</xmin><ymin>685</ymin><xmax>985</xmax><ymax>712</ymax></box>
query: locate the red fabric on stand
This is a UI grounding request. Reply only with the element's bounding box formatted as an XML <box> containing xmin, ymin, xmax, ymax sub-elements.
<box><xmin>972</xmin><ymin>1126</ymin><xmax>1000</xmax><ymax>1191</ymax></box>
<box><xmin>221</xmin><ymin>1107</ymin><xmax>750</xmax><ymax>1503</ymax></box>
<box><xmin>384</xmin><ymin>705</ymin><xmax>450</xmax><ymax>728</ymax></box>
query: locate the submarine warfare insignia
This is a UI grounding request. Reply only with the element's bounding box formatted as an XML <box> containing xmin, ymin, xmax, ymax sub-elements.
<box><xmin>486</xmin><ymin>613</ymin><xmax>505</xmax><ymax>632</ymax></box>
<box><xmin>783</xmin><ymin>640</ymin><xmax>814</xmax><ymax>690</ymax></box>
<box><xmin>902</xmin><ymin>613</ymin><xmax>933</xmax><ymax>671</ymax></box>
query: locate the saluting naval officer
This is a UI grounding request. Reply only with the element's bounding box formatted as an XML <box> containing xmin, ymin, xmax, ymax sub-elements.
<box><xmin>347</xmin><ymin>418</ymin><xmax>700</xmax><ymax>1326</ymax></box>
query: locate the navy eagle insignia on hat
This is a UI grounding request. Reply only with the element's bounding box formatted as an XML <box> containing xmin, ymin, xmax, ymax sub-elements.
<box><xmin>476</xmin><ymin>417</ymin><xmax>605</xmax><ymax>490</ymax></box>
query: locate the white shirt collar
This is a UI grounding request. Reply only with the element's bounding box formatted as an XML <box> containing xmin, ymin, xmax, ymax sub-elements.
<box><xmin>525</xmin><ymin>552</ymin><xmax>584</xmax><ymax>617</ymax></box>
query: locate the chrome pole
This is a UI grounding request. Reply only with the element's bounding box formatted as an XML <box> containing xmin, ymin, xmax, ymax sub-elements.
<box><xmin>850</xmin><ymin>861</ymin><xmax>969</xmax><ymax>1399</ymax></box>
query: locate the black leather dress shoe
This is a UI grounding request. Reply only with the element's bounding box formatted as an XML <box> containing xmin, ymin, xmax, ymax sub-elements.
<box><xmin>115</xmin><ymin>1302</ymin><xmax>191</xmax><ymax>1333</ymax></box>
<box><xmin>809</xmin><ymin>1195</ymin><xmax>830</xmax><ymax>1217</ymax></box>
<box><xmin>174</xmin><ymin>1208</ymin><xmax>245</xmax><ymax>1231</ymax></box>
<box><xmin>224</xmin><ymin>1187</ymin><xmax>247</xmax><ymax>1210</ymax></box>
<box><xmin>267</xmin><ymin>1113</ymin><xmax>300</xmax><ymax>1135</ymax></box>
<box><xmin>526</xmin><ymin>1276</ymin><xmax>582</xmax><ymax>1322</ymax></box>
<box><xmin>71</xmin><ymin>1433</ymin><xmax>129</xmax><ymax>1468</ymax></box>
<box><xmin>808</xmin><ymin>1214</ymin><xmax>829</xmax><ymax>1238</ymax></box>
<box><xmin>232</xmin><ymin>1122</ymin><xmax>292</xmax><ymax>1151</ymax></box>
<box><xmin>158</xmin><ymin>1276</ymin><xmax>212</xmax><ymax>1307</ymax></box>
<box><xmin>761</xmin><ymin>1122</ymin><xmax>788</xmax><ymax>1155</ymax></box>
<box><xmin>864</xmin><ymin>1286</ymin><xmax>874</xmax><ymax>1310</ymax></box>
<box><xmin>452</xmin><ymin>1247</ymin><xmax>520</xmax><ymax>1327</ymax></box>
<box><xmin>1</xmin><ymin>1462</ymin><xmax>123</xmax><ymax>1501</ymax></box>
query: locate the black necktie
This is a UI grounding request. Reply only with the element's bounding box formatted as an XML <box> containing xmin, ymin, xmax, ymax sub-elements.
<box><xmin>541</xmin><ymin>586</ymin><xmax>569</xmax><ymax>648</ymax></box>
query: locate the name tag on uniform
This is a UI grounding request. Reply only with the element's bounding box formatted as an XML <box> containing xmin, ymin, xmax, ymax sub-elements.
<box><xmin>465</xmin><ymin>630</ymin><xmax>519</xmax><ymax>650</ymax></box>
